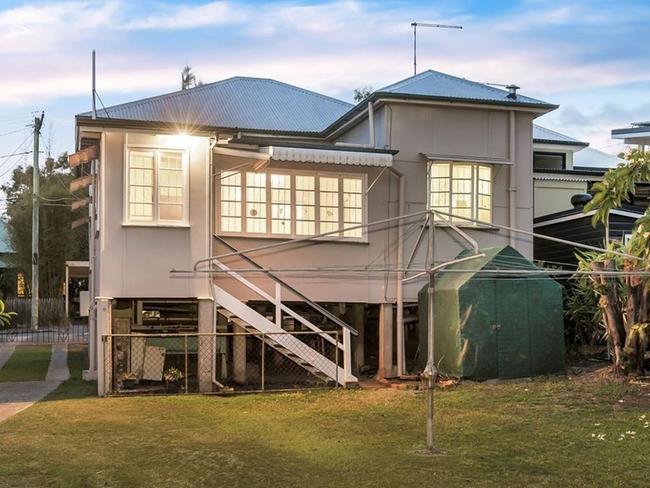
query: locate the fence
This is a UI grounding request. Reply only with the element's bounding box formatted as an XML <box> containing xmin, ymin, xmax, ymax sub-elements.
<box><xmin>0</xmin><ymin>297</ymin><xmax>88</xmax><ymax>344</ymax></box>
<box><xmin>102</xmin><ymin>330</ymin><xmax>345</xmax><ymax>395</ymax></box>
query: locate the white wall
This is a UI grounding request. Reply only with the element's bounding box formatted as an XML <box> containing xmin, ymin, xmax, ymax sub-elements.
<box><xmin>97</xmin><ymin>131</ymin><xmax>211</xmax><ymax>299</ymax></box>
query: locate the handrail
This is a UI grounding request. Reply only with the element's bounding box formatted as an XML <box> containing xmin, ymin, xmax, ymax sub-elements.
<box><xmin>213</xmin><ymin>235</ymin><xmax>358</xmax><ymax>335</ymax></box>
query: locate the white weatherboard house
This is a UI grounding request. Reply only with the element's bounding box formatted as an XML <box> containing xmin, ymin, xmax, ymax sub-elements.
<box><xmin>74</xmin><ymin>70</ymin><xmax>558</xmax><ymax>395</ymax></box>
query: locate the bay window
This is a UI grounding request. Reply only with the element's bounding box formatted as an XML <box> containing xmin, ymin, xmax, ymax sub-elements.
<box><xmin>429</xmin><ymin>161</ymin><xmax>492</xmax><ymax>223</ymax></box>
<box><xmin>126</xmin><ymin>148</ymin><xmax>188</xmax><ymax>225</ymax></box>
<box><xmin>218</xmin><ymin>170</ymin><xmax>365</xmax><ymax>239</ymax></box>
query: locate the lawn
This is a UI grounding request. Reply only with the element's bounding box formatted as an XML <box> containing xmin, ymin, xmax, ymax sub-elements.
<box><xmin>0</xmin><ymin>345</ymin><xmax>52</xmax><ymax>382</ymax></box>
<box><xmin>0</xmin><ymin>347</ymin><xmax>648</xmax><ymax>487</ymax></box>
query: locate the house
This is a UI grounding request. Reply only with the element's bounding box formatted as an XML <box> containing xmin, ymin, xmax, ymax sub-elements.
<box><xmin>0</xmin><ymin>220</ymin><xmax>21</xmax><ymax>299</ymax></box>
<box><xmin>532</xmin><ymin>125</ymin><xmax>626</xmax><ymax>217</ymax></box>
<box><xmin>74</xmin><ymin>69</ymin><xmax>558</xmax><ymax>395</ymax></box>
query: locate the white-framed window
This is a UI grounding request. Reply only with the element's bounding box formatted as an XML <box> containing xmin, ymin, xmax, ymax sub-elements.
<box><xmin>429</xmin><ymin>161</ymin><xmax>492</xmax><ymax>224</ymax></box>
<box><xmin>217</xmin><ymin>170</ymin><xmax>366</xmax><ymax>240</ymax></box>
<box><xmin>125</xmin><ymin>147</ymin><xmax>188</xmax><ymax>225</ymax></box>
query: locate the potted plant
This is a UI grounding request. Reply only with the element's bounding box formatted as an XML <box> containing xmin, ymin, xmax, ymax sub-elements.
<box><xmin>163</xmin><ymin>367</ymin><xmax>184</xmax><ymax>391</ymax></box>
<box><xmin>118</xmin><ymin>372</ymin><xmax>138</xmax><ymax>390</ymax></box>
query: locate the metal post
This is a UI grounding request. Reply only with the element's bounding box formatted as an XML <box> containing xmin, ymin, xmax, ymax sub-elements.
<box><xmin>92</xmin><ymin>50</ymin><xmax>97</xmax><ymax>120</ymax></box>
<box><xmin>184</xmin><ymin>334</ymin><xmax>189</xmax><ymax>394</ymax></box>
<box><xmin>425</xmin><ymin>210</ymin><xmax>439</xmax><ymax>453</ymax></box>
<box><xmin>261</xmin><ymin>333</ymin><xmax>265</xmax><ymax>391</ymax></box>
<box><xmin>335</xmin><ymin>330</ymin><xmax>339</xmax><ymax>388</ymax></box>
<box><xmin>412</xmin><ymin>22</ymin><xmax>417</xmax><ymax>75</ymax></box>
<box><xmin>274</xmin><ymin>282</ymin><xmax>282</xmax><ymax>327</ymax></box>
<box><xmin>30</xmin><ymin>112</ymin><xmax>44</xmax><ymax>331</ymax></box>
<box><xmin>343</xmin><ymin>328</ymin><xmax>352</xmax><ymax>386</ymax></box>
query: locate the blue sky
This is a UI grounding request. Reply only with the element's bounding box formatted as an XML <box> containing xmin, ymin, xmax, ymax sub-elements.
<box><xmin>1</xmin><ymin>0</ymin><xmax>650</xmax><ymax>191</ymax></box>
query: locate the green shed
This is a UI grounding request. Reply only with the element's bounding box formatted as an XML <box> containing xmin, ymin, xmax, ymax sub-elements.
<box><xmin>418</xmin><ymin>246</ymin><xmax>565</xmax><ymax>379</ymax></box>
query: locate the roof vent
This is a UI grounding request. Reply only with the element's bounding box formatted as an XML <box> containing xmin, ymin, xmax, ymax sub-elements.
<box><xmin>570</xmin><ymin>193</ymin><xmax>592</xmax><ymax>209</ymax></box>
<box><xmin>506</xmin><ymin>84</ymin><xmax>520</xmax><ymax>99</ymax></box>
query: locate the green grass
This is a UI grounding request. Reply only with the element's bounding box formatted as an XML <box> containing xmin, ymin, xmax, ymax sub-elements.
<box><xmin>0</xmin><ymin>345</ymin><xmax>52</xmax><ymax>382</ymax></box>
<box><xmin>0</xmin><ymin>349</ymin><xmax>648</xmax><ymax>487</ymax></box>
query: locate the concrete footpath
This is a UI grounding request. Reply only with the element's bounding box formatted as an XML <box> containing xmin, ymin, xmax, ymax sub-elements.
<box><xmin>0</xmin><ymin>343</ymin><xmax>70</xmax><ymax>423</ymax></box>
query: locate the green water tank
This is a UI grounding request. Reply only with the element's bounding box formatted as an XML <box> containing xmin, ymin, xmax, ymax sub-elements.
<box><xmin>418</xmin><ymin>246</ymin><xmax>565</xmax><ymax>379</ymax></box>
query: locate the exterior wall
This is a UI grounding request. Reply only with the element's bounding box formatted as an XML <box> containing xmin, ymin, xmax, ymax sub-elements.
<box><xmin>342</xmin><ymin>102</ymin><xmax>537</xmax><ymax>299</ymax></box>
<box><xmin>533</xmin><ymin>179</ymin><xmax>588</xmax><ymax>217</ymax></box>
<box><xmin>213</xmin><ymin>157</ymin><xmax>400</xmax><ymax>303</ymax></box>
<box><xmin>97</xmin><ymin>131</ymin><xmax>211</xmax><ymax>299</ymax></box>
<box><xmin>533</xmin><ymin>143</ymin><xmax>577</xmax><ymax>169</ymax></box>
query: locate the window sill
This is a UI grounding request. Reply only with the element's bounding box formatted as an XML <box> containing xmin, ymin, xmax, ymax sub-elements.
<box><xmin>122</xmin><ymin>222</ymin><xmax>191</xmax><ymax>229</ymax></box>
<box><xmin>214</xmin><ymin>232</ymin><xmax>369</xmax><ymax>245</ymax></box>
<box><xmin>428</xmin><ymin>221</ymin><xmax>499</xmax><ymax>231</ymax></box>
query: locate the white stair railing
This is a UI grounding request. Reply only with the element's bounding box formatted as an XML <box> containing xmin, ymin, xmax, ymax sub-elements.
<box><xmin>212</xmin><ymin>282</ymin><xmax>355</xmax><ymax>385</ymax></box>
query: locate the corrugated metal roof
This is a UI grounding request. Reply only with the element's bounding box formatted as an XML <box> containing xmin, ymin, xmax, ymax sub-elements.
<box><xmin>573</xmin><ymin>147</ymin><xmax>625</xmax><ymax>169</ymax></box>
<box><xmin>77</xmin><ymin>77</ymin><xmax>352</xmax><ymax>134</ymax></box>
<box><xmin>377</xmin><ymin>70</ymin><xmax>555</xmax><ymax>108</ymax></box>
<box><xmin>533</xmin><ymin>125</ymin><xmax>587</xmax><ymax>145</ymax></box>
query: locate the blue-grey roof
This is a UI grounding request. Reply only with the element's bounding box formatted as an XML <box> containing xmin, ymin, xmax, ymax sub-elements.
<box><xmin>77</xmin><ymin>77</ymin><xmax>353</xmax><ymax>134</ymax></box>
<box><xmin>376</xmin><ymin>70</ymin><xmax>555</xmax><ymax>108</ymax></box>
<box><xmin>533</xmin><ymin>125</ymin><xmax>588</xmax><ymax>146</ymax></box>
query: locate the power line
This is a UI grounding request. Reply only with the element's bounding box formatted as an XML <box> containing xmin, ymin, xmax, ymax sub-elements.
<box><xmin>0</xmin><ymin>150</ymin><xmax>31</xmax><ymax>159</ymax></box>
<box><xmin>0</xmin><ymin>127</ymin><xmax>30</xmax><ymax>138</ymax></box>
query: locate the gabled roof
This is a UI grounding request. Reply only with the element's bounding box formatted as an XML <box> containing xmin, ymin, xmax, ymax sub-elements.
<box><xmin>533</xmin><ymin>125</ymin><xmax>588</xmax><ymax>147</ymax></box>
<box><xmin>376</xmin><ymin>70</ymin><xmax>556</xmax><ymax>109</ymax></box>
<box><xmin>77</xmin><ymin>77</ymin><xmax>353</xmax><ymax>135</ymax></box>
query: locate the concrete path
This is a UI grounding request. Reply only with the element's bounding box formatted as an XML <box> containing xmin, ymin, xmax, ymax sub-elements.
<box><xmin>0</xmin><ymin>344</ymin><xmax>16</xmax><ymax>370</ymax></box>
<box><xmin>0</xmin><ymin>344</ymin><xmax>69</xmax><ymax>423</ymax></box>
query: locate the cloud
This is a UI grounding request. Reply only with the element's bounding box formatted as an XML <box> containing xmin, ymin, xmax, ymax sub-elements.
<box><xmin>123</xmin><ymin>1</ymin><xmax>247</xmax><ymax>30</ymax></box>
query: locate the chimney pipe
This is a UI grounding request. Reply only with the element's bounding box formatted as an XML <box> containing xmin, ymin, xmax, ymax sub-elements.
<box><xmin>506</xmin><ymin>84</ymin><xmax>520</xmax><ymax>99</ymax></box>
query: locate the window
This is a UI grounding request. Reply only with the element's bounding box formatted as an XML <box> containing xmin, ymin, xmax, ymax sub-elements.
<box><xmin>533</xmin><ymin>151</ymin><xmax>566</xmax><ymax>170</ymax></box>
<box><xmin>429</xmin><ymin>161</ymin><xmax>492</xmax><ymax>224</ymax></box>
<box><xmin>218</xmin><ymin>171</ymin><xmax>365</xmax><ymax>239</ymax></box>
<box><xmin>126</xmin><ymin>148</ymin><xmax>188</xmax><ymax>225</ymax></box>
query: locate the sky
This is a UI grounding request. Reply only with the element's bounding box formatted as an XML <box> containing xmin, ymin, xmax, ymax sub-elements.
<box><xmin>1</xmin><ymin>0</ymin><xmax>650</xmax><ymax>190</ymax></box>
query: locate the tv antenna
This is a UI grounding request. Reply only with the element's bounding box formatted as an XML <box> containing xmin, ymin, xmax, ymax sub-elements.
<box><xmin>411</xmin><ymin>22</ymin><xmax>462</xmax><ymax>75</ymax></box>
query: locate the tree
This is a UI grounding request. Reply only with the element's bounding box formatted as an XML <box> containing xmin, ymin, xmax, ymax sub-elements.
<box><xmin>181</xmin><ymin>65</ymin><xmax>202</xmax><ymax>90</ymax></box>
<box><xmin>1</xmin><ymin>153</ymin><xmax>88</xmax><ymax>299</ymax></box>
<box><xmin>353</xmin><ymin>86</ymin><xmax>373</xmax><ymax>103</ymax></box>
<box><xmin>582</xmin><ymin>148</ymin><xmax>650</xmax><ymax>374</ymax></box>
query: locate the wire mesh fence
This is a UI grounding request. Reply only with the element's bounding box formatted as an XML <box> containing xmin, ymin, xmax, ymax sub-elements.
<box><xmin>103</xmin><ymin>331</ymin><xmax>344</xmax><ymax>395</ymax></box>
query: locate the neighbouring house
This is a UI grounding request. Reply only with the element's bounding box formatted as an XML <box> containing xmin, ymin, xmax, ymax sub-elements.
<box><xmin>532</xmin><ymin>125</ymin><xmax>627</xmax><ymax>217</ymax></box>
<box><xmin>74</xmin><ymin>69</ymin><xmax>561</xmax><ymax>395</ymax></box>
<box><xmin>0</xmin><ymin>220</ymin><xmax>22</xmax><ymax>299</ymax></box>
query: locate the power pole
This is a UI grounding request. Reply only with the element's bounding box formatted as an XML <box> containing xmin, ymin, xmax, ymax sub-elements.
<box><xmin>31</xmin><ymin>112</ymin><xmax>44</xmax><ymax>331</ymax></box>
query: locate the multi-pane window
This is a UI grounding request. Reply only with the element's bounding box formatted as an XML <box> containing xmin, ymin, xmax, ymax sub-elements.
<box><xmin>126</xmin><ymin>148</ymin><xmax>188</xmax><ymax>225</ymax></box>
<box><xmin>220</xmin><ymin>171</ymin><xmax>241</xmax><ymax>232</ymax></box>
<box><xmin>319</xmin><ymin>177</ymin><xmax>339</xmax><ymax>234</ymax></box>
<box><xmin>246</xmin><ymin>173</ymin><xmax>266</xmax><ymax>233</ymax></box>
<box><xmin>271</xmin><ymin>174</ymin><xmax>291</xmax><ymax>234</ymax></box>
<box><xmin>158</xmin><ymin>151</ymin><xmax>184</xmax><ymax>221</ymax></box>
<box><xmin>295</xmin><ymin>175</ymin><xmax>316</xmax><ymax>235</ymax></box>
<box><xmin>218</xmin><ymin>171</ymin><xmax>365</xmax><ymax>239</ymax></box>
<box><xmin>343</xmin><ymin>178</ymin><xmax>363</xmax><ymax>237</ymax></box>
<box><xmin>429</xmin><ymin>162</ymin><xmax>492</xmax><ymax>223</ymax></box>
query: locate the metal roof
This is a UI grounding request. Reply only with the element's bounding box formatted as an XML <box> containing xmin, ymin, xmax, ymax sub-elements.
<box><xmin>77</xmin><ymin>76</ymin><xmax>353</xmax><ymax>134</ymax></box>
<box><xmin>573</xmin><ymin>146</ymin><xmax>625</xmax><ymax>169</ymax></box>
<box><xmin>533</xmin><ymin>125</ymin><xmax>588</xmax><ymax>146</ymax></box>
<box><xmin>376</xmin><ymin>70</ymin><xmax>556</xmax><ymax>109</ymax></box>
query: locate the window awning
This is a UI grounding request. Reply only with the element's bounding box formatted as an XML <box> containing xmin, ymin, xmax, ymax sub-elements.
<box><xmin>261</xmin><ymin>146</ymin><xmax>393</xmax><ymax>167</ymax></box>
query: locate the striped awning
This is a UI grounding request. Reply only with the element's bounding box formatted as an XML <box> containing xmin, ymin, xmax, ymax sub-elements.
<box><xmin>261</xmin><ymin>146</ymin><xmax>392</xmax><ymax>167</ymax></box>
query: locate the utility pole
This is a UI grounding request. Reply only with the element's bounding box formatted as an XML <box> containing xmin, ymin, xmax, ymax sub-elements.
<box><xmin>411</xmin><ymin>22</ymin><xmax>462</xmax><ymax>75</ymax></box>
<box><xmin>31</xmin><ymin>112</ymin><xmax>44</xmax><ymax>330</ymax></box>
